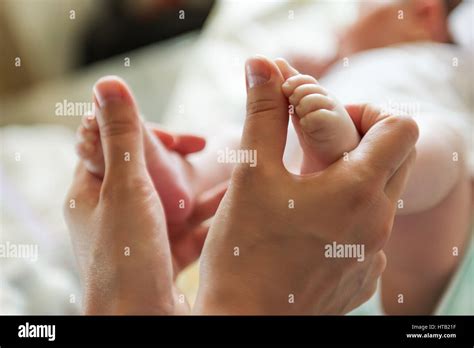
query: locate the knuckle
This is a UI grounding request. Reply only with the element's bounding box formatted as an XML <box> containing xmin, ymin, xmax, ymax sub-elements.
<box><xmin>385</xmin><ymin>115</ymin><xmax>420</xmax><ymax>143</ymax></box>
<box><xmin>246</xmin><ymin>98</ymin><xmax>280</xmax><ymax>117</ymax></box>
<box><xmin>99</xmin><ymin>118</ymin><xmax>140</xmax><ymax>139</ymax></box>
<box><xmin>350</xmin><ymin>178</ymin><xmax>380</xmax><ymax>209</ymax></box>
<box><xmin>367</xmin><ymin>208</ymin><xmax>394</xmax><ymax>252</ymax></box>
<box><xmin>350</xmin><ymin>160</ymin><xmax>385</xmax><ymax>190</ymax></box>
<box><xmin>398</xmin><ymin>116</ymin><xmax>420</xmax><ymax>142</ymax></box>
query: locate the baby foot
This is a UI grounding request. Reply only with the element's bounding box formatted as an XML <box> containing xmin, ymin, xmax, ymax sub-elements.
<box><xmin>76</xmin><ymin>112</ymin><xmax>105</xmax><ymax>176</ymax></box>
<box><xmin>282</xmin><ymin>74</ymin><xmax>360</xmax><ymax>173</ymax></box>
<box><xmin>76</xmin><ymin>96</ymin><xmax>194</xmax><ymax>225</ymax></box>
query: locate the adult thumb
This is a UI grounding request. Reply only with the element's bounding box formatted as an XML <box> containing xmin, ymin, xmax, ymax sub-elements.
<box><xmin>93</xmin><ymin>76</ymin><xmax>147</xmax><ymax>182</ymax></box>
<box><xmin>241</xmin><ymin>56</ymin><xmax>289</xmax><ymax>171</ymax></box>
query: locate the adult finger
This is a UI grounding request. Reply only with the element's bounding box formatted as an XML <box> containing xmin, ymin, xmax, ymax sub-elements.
<box><xmin>346</xmin><ymin>104</ymin><xmax>419</xmax><ymax>185</ymax></box>
<box><xmin>241</xmin><ymin>55</ymin><xmax>290</xmax><ymax>171</ymax></box>
<box><xmin>384</xmin><ymin>149</ymin><xmax>417</xmax><ymax>203</ymax></box>
<box><xmin>93</xmin><ymin>76</ymin><xmax>147</xmax><ymax>181</ymax></box>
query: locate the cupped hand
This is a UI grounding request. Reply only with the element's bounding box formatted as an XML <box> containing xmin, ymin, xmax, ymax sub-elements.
<box><xmin>194</xmin><ymin>56</ymin><xmax>418</xmax><ymax>315</ymax></box>
<box><xmin>64</xmin><ymin>78</ymin><xmax>187</xmax><ymax>314</ymax></box>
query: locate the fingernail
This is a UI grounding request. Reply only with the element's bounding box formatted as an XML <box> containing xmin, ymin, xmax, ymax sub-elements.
<box><xmin>245</xmin><ymin>57</ymin><xmax>271</xmax><ymax>88</ymax></box>
<box><xmin>93</xmin><ymin>77</ymin><xmax>124</xmax><ymax>109</ymax></box>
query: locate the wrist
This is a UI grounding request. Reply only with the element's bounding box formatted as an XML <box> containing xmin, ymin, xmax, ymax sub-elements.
<box><xmin>193</xmin><ymin>283</ymin><xmax>269</xmax><ymax>315</ymax></box>
<box><xmin>82</xmin><ymin>265</ymin><xmax>177</xmax><ymax>315</ymax></box>
<box><xmin>84</xmin><ymin>292</ymin><xmax>177</xmax><ymax>315</ymax></box>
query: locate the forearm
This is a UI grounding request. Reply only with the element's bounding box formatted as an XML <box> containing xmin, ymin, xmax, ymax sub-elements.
<box><xmin>397</xmin><ymin>116</ymin><xmax>466</xmax><ymax>215</ymax></box>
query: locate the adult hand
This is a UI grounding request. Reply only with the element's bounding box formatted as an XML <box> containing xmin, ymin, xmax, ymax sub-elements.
<box><xmin>64</xmin><ymin>78</ymin><xmax>186</xmax><ymax>314</ymax></box>
<box><xmin>194</xmin><ymin>56</ymin><xmax>418</xmax><ymax>314</ymax></box>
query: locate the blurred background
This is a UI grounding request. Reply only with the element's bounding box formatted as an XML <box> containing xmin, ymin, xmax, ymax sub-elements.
<box><xmin>0</xmin><ymin>0</ymin><xmax>357</xmax><ymax>314</ymax></box>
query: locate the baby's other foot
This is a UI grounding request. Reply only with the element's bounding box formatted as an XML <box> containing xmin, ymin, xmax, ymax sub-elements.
<box><xmin>76</xmin><ymin>112</ymin><xmax>104</xmax><ymax>177</ymax></box>
<box><xmin>282</xmin><ymin>74</ymin><xmax>360</xmax><ymax>173</ymax></box>
<box><xmin>76</xmin><ymin>108</ymin><xmax>194</xmax><ymax>224</ymax></box>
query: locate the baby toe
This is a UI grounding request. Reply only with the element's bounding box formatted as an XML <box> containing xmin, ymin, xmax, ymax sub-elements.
<box><xmin>300</xmin><ymin>109</ymin><xmax>339</xmax><ymax>140</ymax></box>
<box><xmin>75</xmin><ymin>139</ymin><xmax>105</xmax><ymax>177</ymax></box>
<box><xmin>75</xmin><ymin>141</ymin><xmax>95</xmax><ymax>159</ymax></box>
<box><xmin>282</xmin><ymin>74</ymin><xmax>318</xmax><ymax>97</ymax></box>
<box><xmin>82</xmin><ymin>112</ymin><xmax>99</xmax><ymax>131</ymax></box>
<box><xmin>296</xmin><ymin>94</ymin><xmax>335</xmax><ymax>117</ymax></box>
<box><xmin>289</xmin><ymin>84</ymin><xmax>328</xmax><ymax>107</ymax></box>
<box><xmin>76</xmin><ymin>125</ymin><xmax>99</xmax><ymax>143</ymax></box>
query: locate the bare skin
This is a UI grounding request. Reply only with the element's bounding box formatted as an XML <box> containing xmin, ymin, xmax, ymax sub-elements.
<box><xmin>76</xmin><ymin>1</ymin><xmax>468</xmax><ymax>314</ymax></box>
<box><xmin>67</xmin><ymin>61</ymin><xmax>419</xmax><ymax>315</ymax></box>
<box><xmin>280</xmin><ymin>67</ymin><xmax>360</xmax><ymax>174</ymax></box>
<box><xmin>76</xmin><ymin>60</ymin><xmax>460</xmax><ymax>316</ymax></box>
<box><xmin>285</xmin><ymin>0</ymin><xmax>470</xmax><ymax>314</ymax></box>
<box><xmin>76</xmin><ymin>78</ymin><xmax>233</xmax><ymax>273</ymax></box>
<box><xmin>289</xmin><ymin>0</ymin><xmax>455</xmax><ymax>79</ymax></box>
<box><xmin>194</xmin><ymin>56</ymin><xmax>419</xmax><ymax>314</ymax></box>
